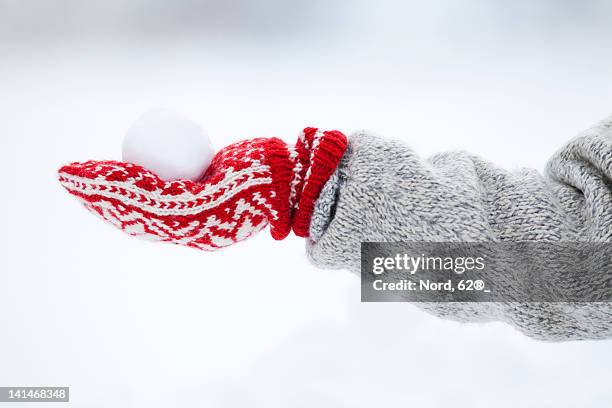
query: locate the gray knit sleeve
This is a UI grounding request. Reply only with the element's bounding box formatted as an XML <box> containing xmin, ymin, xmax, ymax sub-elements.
<box><xmin>306</xmin><ymin>116</ymin><xmax>612</xmax><ymax>341</ymax></box>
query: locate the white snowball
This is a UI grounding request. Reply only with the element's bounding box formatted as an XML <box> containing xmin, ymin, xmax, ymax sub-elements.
<box><xmin>122</xmin><ymin>109</ymin><xmax>214</xmax><ymax>181</ymax></box>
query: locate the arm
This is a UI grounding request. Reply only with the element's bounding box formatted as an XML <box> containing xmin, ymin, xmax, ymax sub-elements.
<box><xmin>59</xmin><ymin>117</ymin><xmax>612</xmax><ymax>341</ymax></box>
<box><xmin>307</xmin><ymin>116</ymin><xmax>612</xmax><ymax>341</ymax></box>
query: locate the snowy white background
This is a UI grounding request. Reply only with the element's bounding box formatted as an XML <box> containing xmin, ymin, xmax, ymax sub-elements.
<box><xmin>1</xmin><ymin>1</ymin><xmax>612</xmax><ymax>407</ymax></box>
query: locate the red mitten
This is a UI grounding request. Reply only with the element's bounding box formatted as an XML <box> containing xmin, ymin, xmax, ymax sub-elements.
<box><xmin>58</xmin><ymin>128</ymin><xmax>347</xmax><ymax>250</ymax></box>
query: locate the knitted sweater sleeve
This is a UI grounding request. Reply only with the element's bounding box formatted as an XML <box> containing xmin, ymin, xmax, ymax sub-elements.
<box><xmin>306</xmin><ymin>115</ymin><xmax>612</xmax><ymax>341</ymax></box>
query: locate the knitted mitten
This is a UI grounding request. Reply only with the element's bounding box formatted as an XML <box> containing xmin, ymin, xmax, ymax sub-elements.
<box><xmin>58</xmin><ymin>127</ymin><xmax>347</xmax><ymax>250</ymax></box>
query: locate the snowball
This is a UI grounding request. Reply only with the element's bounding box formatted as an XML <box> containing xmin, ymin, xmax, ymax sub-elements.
<box><xmin>122</xmin><ymin>109</ymin><xmax>214</xmax><ymax>181</ymax></box>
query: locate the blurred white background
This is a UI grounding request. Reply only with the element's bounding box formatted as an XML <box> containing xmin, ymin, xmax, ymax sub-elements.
<box><xmin>1</xmin><ymin>1</ymin><xmax>612</xmax><ymax>407</ymax></box>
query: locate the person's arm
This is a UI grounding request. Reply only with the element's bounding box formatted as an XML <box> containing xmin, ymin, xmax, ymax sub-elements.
<box><xmin>58</xmin><ymin>117</ymin><xmax>612</xmax><ymax>341</ymax></box>
<box><xmin>307</xmin><ymin>116</ymin><xmax>612</xmax><ymax>341</ymax></box>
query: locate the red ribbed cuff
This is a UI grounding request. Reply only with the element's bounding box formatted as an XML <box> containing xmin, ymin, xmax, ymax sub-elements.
<box><xmin>292</xmin><ymin>128</ymin><xmax>348</xmax><ymax>237</ymax></box>
<box><xmin>263</xmin><ymin>128</ymin><xmax>347</xmax><ymax>240</ymax></box>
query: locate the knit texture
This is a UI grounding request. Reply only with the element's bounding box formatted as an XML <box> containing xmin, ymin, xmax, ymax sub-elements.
<box><xmin>307</xmin><ymin>116</ymin><xmax>612</xmax><ymax>341</ymax></box>
<box><xmin>58</xmin><ymin>128</ymin><xmax>347</xmax><ymax>250</ymax></box>
<box><xmin>293</xmin><ymin>128</ymin><xmax>348</xmax><ymax>237</ymax></box>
